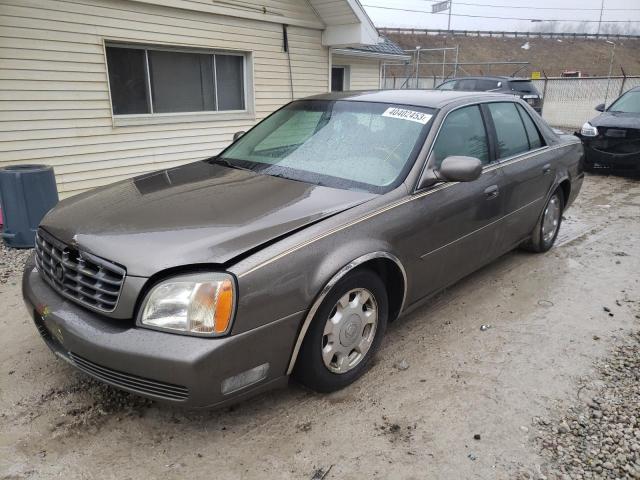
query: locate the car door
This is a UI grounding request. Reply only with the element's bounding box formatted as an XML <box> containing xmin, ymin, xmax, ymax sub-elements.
<box><xmin>404</xmin><ymin>104</ymin><xmax>508</xmax><ymax>301</ymax></box>
<box><xmin>483</xmin><ymin>102</ymin><xmax>556</xmax><ymax>251</ymax></box>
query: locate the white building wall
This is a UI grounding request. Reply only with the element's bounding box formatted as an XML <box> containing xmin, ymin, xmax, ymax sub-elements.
<box><xmin>0</xmin><ymin>0</ymin><xmax>330</xmax><ymax>197</ymax></box>
<box><xmin>332</xmin><ymin>54</ymin><xmax>381</xmax><ymax>91</ymax></box>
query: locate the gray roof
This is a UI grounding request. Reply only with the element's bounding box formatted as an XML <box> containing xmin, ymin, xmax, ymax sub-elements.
<box><xmin>345</xmin><ymin>36</ymin><xmax>406</xmax><ymax>57</ymax></box>
<box><xmin>304</xmin><ymin>89</ymin><xmax>515</xmax><ymax>109</ymax></box>
<box><xmin>445</xmin><ymin>76</ymin><xmax>532</xmax><ymax>81</ymax></box>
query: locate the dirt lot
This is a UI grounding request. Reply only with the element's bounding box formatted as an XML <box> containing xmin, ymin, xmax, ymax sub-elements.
<box><xmin>385</xmin><ymin>32</ymin><xmax>640</xmax><ymax>77</ymax></box>
<box><xmin>1</xmin><ymin>174</ymin><xmax>639</xmax><ymax>480</ymax></box>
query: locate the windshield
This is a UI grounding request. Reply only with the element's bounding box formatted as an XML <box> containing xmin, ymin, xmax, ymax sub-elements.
<box><xmin>509</xmin><ymin>80</ymin><xmax>538</xmax><ymax>94</ymax></box>
<box><xmin>218</xmin><ymin>100</ymin><xmax>435</xmax><ymax>193</ymax></box>
<box><xmin>608</xmin><ymin>91</ymin><xmax>640</xmax><ymax>113</ymax></box>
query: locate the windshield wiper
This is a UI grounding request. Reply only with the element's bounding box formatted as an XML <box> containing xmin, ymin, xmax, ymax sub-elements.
<box><xmin>210</xmin><ymin>157</ymin><xmax>250</xmax><ymax>171</ymax></box>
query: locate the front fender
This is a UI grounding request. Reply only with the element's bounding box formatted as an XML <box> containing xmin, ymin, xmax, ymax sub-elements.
<box><xmin>229</xmin><ymin>229</ymin><xmax>404</xmax><ymax>334</ymax></box>
<box><xmin>283</xmin><ymin>249</ymin><xmax>406</xmax><ymax>375</ymax></box>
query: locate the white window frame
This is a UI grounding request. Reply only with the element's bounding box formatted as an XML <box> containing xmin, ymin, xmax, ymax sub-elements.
<box><xmin>103</xmin><ymin>40</ymin><xmax>255</xmax><ymax>127</ymax></box>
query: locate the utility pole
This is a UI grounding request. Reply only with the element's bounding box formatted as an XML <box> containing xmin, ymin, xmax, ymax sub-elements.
<box><xmin>597</xmin><ymin>0</ymin><xmax>604</xmax><ymax>35</ymax></box>
<box><xmin>453</xmin><ymin>45</ymin><xmax>459</xmax><ymax>77</ymax></box>
<box><xmin>448</xmin><ymin>0</ymin><xmax>453</xmax><ymax>31</ymax></box>
<box><xmin>415</xmin><ymin>46</ymin><xmax>420</xmax><ymax>88</ymax></box>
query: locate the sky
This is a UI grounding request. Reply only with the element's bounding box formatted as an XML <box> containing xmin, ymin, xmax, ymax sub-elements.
<box><xmin>361</xmin><ymin>0</ymin><xmax>640</xmax><ymax>33</ymax></box>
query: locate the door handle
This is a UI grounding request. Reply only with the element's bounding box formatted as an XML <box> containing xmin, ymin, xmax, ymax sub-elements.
<box><xmin>543</xmin><ymin>163</ymin><xmax>552</xmax><ymax>175</ymax></box>
<box><xmin>484</xmin><ymin>185</ymin><xmax>499</xmax><ymax>199</ymax></box>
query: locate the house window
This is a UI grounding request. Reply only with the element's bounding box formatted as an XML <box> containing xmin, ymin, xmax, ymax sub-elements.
<box><xmin>106</xmin><ymin>44</ymin><xmax>246</xmax><ymax>115</ymax></box>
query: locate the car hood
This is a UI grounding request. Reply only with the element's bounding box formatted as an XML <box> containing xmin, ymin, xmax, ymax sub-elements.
<box><xmin>590</xmin><ymin>111</ymin><xmax>640</xmax><ymax>129</ymax></box>
<box><xmin>41</xmin><ymin>161</ymin><xmax>376</xmax><ymax>277</ymax></box>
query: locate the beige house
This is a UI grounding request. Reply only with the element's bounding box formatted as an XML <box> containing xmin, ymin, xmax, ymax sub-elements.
<box><xmin>0</xmin><ymin>0</ymin><xmax>408</xmax><ymax>198</ymax></box>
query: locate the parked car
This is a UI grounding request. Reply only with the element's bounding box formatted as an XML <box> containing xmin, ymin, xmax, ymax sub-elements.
<box><xmin>23</xmin><ymin>90</ymin><xmax>584</xmax><ymax>408</ymax></box>
<box><xmin>435</xmin><ymin>76</ymin><xmax>544</xmax><ymax>114</ymax></box>
<box><xmin>577</xmin><ymin>86</ymin><xmax>640</xmax><ymax>174</ymax></box>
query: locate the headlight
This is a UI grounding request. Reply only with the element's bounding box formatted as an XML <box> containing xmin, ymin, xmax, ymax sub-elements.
<box><xmin>580</xmin><ymin>122</ymin><xmax>598</xmax><ymax>137</ymax></box>
<box><xmin>138</xmin><ymin>272</ymin><xmax>235</xmax><ymax>336</ymax></box>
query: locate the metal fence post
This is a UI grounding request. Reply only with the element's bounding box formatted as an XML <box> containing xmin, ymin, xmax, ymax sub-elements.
<box><xmin>619</xmin><ymin>67</ymin><xmax>627</xmax><ymax>96</ymax></box>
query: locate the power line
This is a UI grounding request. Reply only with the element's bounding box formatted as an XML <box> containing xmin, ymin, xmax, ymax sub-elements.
<box><xmin>396</xmin><ymin>0</ymin><xmax>637</xmax><ymax>8</ymax></box>
<box><xmin>448</xmin><ymin>2</ymin><xmax>639</xmax><ymax>11</ymax></box>
<box><xmin>361</xmin><ymin>4</ymin><xmax>640</xmax><ymax>22</ymax></box>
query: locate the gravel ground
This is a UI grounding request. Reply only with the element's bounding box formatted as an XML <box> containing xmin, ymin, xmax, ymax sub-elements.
<box><xmin>528</xmin><ymin>329</ymin><xmax>640</xmax><ymax>480</ymax></box>
<box><xmin>0</xmin><ymin>238</ymin><xmax>31</xmax><ymax>284</ymax></box>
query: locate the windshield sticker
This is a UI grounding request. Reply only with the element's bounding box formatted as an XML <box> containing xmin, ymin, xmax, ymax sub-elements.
<box><xmin>382</xmin><ymin>107</ymin><xmax>432</xmax><ymax>124</ymax></box>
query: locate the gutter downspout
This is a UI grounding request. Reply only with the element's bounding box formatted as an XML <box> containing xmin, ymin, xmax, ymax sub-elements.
<box><xmin>283</xmin><ymin>24</ymin><xmax>294</xmax><ymax>100</ymax></box>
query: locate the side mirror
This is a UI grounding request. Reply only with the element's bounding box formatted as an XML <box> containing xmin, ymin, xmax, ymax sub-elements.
<box><xmin>595</xmin><ymin>103</ymin><xmax>606</xmax><ymax>112</ymax></box>
<box><xmin>233</xmin><ymin>131</ymin><xmax>245</xmax><ymax>141</ymax></box>
<box><xmin>437</xmin><ymin>156</ymin><xmax>483</xmax><ymax>182</ymax></box>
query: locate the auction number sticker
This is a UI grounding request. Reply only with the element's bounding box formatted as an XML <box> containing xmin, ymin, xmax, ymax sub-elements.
<box><xmin>382</xmin><ymin>107</ymin><xmax>432</xmax><ymax>124</ymax></box>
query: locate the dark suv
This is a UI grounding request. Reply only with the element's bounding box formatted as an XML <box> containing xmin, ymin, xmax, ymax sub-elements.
<box><xmin>435</xmin><ymin>76</ymin><xmax>543</xmax><ymax>114</ymax></box>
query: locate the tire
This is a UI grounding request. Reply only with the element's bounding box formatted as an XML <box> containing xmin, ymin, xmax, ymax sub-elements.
<box><xmin>293</xmin><ymin>269</ymin><xmax>388</xmax><ymax>393</ymax></box>
<box><xmin>521</xmin><ymin>188</ymin><xmax>564</xmax><ymax>253</ymax></box>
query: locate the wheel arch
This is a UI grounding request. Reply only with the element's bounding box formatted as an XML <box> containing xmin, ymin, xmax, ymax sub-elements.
<box><xmin>558</xmin><ymin>178</ymin><xmax>571</xmax><ymax>206</ymax></box>
<box><xmin>286</xmin><ymin>251</ymin><xmax>407</xmax><ymax>375</ymax></box>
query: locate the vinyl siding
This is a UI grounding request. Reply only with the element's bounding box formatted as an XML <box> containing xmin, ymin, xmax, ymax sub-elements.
<box><xmin>332</xmin><ymin>53</ymin><xmax>380</xmax><ymax>91</ymax></box>
<box><xmin>0</xmin><ymin>0</ymin><xmax>329</xmax><ymax>197</ymax></box>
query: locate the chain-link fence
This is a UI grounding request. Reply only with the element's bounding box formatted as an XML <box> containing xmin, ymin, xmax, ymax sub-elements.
<box><xmin>380</xmin><ymin>75</ymin><xmax>640</xmax><ymax>129</ymax></box>
<box><xmin>382</xmin><ymin>77</ymin><xmax>443</xmax><ymax>89</ymax></box>
<box><xmin>531</xmin><ymin>76</ymin><xmax>640</xmax><ymax>128</ymax></box>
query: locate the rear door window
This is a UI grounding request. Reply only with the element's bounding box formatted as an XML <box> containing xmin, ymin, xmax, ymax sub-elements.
<box><xmin>456</xmin><ymin>79</ymin><xmax>476</xmax><ymax>91</ymax></box>
<box><xmin>476</xmin><ymin>79</ymin><xmax>501</xmax><ymax>91</ymax></box>
<box><xmin>431</xmin><ymin>105</ymin><xmax>489</xmax><ymax>168</ymax></box>
<box><xmin>486</xmin><ymin>102</ymin><xmax>530</xmax><ymax>159</ymax></box>
<box><xmin>437</xmin><ymin>81</ymin><xmax>456</xmax><ymax>91</ymax></box>
<box><xmin>516</xmin><ymin>104</ymin><xmax>545</xmax><ymax>149</ymax></box>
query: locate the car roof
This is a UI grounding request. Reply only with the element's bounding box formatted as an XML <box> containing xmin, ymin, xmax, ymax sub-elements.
<box><xmin>303</xmin><ymin>89</ymin><xmax>516</xmax><ymax>109</ymax></box>
<box><xmin>445</xmin><ymin>76</ymin><xmax>533</xmax><ymax>81</ymax></box>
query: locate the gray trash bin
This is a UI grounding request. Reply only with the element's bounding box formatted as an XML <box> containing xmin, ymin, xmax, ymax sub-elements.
<box><xmin>0</xmin><ymin>165</ymin><xmax>58</xmax><ymax>248</ymax></box>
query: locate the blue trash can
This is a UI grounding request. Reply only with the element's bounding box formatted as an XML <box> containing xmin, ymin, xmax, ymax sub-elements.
<box><xmin>0</xmin><ymin>164</ymin><xmax>58</xmax><ymax>248</ymax></box>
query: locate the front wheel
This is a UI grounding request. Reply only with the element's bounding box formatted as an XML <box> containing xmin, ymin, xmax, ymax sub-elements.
<box><xmin>293</xmin><ymin>269</ymin><xmax>388</xmax><ymax>393</ymax></box>
<box><xmin>522</xmin><ymin>189</ymin><xmax>564</xmax><ymax>253</ymax></box>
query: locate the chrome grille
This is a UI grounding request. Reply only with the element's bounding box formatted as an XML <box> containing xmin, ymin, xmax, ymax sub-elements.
<box><xmin>35</xmin><ymin>229</ymin><xmax>125</xmax><ymax>312</ymax></box>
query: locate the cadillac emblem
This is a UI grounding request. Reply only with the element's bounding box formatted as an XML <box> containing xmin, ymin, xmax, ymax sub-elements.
<box><xmin>54</xmin><ymin>262</ymin><xmax>64</xmax><ymax>283</ymax></box>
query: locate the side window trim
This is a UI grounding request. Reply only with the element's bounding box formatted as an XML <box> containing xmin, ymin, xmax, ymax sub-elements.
<box><xmin>425</xmin><ymin>103</ymin><xmax>490</xmax><ymax>170</ymax></box>
<box><xmin>484</xmin><ymin>101</ymin><xmax>533</xmax><ymax>162</ymax></box>
<box><xmin>479</xmin><ymin>103</ymin><xmax>498</xmax><ymax>165</ymax></box>
<box><xmin>515</xmin><ymin>103</ymin><xmax>533</xmax><ymax>149</ymax></box>
<box><xmin>482</xmin><ymin>101</ymin><xmax>549</xmax><ymax>166</ymax></box>
<box><xmin>515</xmin><ymin>103</ymin><xmax>546</xmax><ymax>149</ymax></box>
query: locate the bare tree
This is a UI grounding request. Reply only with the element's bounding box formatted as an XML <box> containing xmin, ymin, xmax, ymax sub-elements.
<box><xmin>530</xmin><ymin>20</ymin><xmax>640</xmax><ymax>35</ymax></box>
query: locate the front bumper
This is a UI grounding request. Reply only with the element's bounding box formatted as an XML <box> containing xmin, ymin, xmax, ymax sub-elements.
<box><xmin>578</xmin><ymin>136</ymin><xmax>640</xmax><ymax>173</ymax></box>
<box><xmin>22</xmin><ymin>256</ymin><xmax>302</xmax><ymax>408</ymax></box>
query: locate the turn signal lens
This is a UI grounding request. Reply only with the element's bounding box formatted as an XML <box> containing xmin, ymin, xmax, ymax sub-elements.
<box><xmin>139</xmin><ymin>273</ymin><xmax>236</xmax><ymax>336</ymax></box>
<box><xmin>214</xmin><ymin>279</ymin><xmax>234</xmax><ymax>334</ymax></box>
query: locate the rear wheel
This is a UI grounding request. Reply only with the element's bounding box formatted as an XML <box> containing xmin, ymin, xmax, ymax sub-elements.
<box><xmin>293</xmin><ymin>269</ymin><xmax>388</xmax><ymax>392</ymax></box>
<box><xmin>522</xmin><ymin>189</ymin><xmax>564</xmax><ymax>253</ymax></box>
